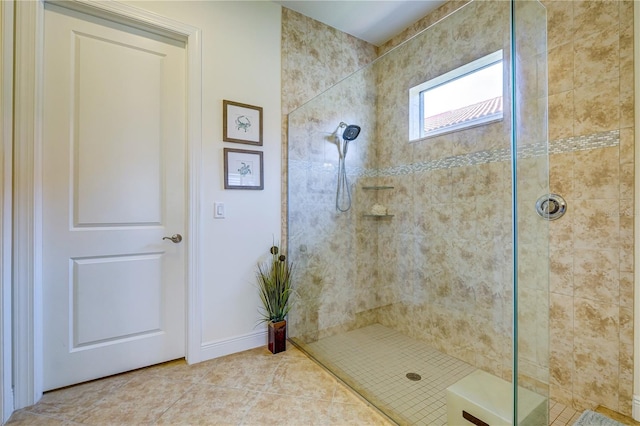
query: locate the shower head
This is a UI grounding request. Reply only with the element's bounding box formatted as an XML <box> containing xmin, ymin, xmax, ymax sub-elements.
<box><xmin>342</xmin><ymin>124</ymin><xmax>361</xmax><ymax>141</ymax></box>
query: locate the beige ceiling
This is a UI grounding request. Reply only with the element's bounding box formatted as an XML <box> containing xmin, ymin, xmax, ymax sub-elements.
<box><xmin>274</xmin><ymin>1</ymin><xmax>447</xmax><ymax>46</ymax></box>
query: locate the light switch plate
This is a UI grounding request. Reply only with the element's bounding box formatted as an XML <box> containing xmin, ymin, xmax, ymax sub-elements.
<box><xmin>214</xmin><ymin>202</ymin><xmax>225</xmax><ymax>219</ymax></box>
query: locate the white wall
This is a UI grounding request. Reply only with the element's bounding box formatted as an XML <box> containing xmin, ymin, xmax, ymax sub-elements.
<box><xmin>125</xmin><ymin>1</ymin><xmax>282</xmax><ymax>358</ymax></box>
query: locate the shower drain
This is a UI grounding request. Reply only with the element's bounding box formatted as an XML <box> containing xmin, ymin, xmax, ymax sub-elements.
<box><xmin>406</xmin><ymin>373</ymin><xmax>422</xmax><ymax>381</ymax></box>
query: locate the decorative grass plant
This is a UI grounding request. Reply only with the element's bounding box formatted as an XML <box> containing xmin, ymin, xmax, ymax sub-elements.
<box><xmin>256</xmin><ymin>244</ymin><xmax>294</xmax><ymax>324</ymax></box>
<box><xmin>257</xmin><ymin>243</ymin><xmax>294</xmax><ymax>354</ymax></box>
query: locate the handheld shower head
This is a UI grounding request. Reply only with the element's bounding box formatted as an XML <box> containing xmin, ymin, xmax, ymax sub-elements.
<box><xmin>334</xmin><ymin>123</ymin><xmax>361</xmax><ymax>212</ymax></box>
<box><xmin>342</xmin><ymin>124</ymin><xmax>361</xmax><ymax>141</ymax></box>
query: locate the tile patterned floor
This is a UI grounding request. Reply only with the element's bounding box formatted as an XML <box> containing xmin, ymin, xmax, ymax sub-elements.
<box><xmin>6</xmin><ymin>343</ymin><xmax>392</xmax><ymax>426</ymax></box>
<box><xmin>3</xmin><ymin>329</ymin><xmax>593</xmax><ymax>426</ymax></box>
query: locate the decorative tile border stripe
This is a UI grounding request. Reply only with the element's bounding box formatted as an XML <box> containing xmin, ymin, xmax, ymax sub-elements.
<box><xmin>289</xmin><ymin>130</ymin><xmax>620</xmax><ymax>178</ymax></box>
<box><xmin>549</xmin><ymin>129</ymin><xmax>619</xmax><ymax>155</ymax></box>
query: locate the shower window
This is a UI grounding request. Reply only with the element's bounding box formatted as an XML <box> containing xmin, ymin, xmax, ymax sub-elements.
<box><xmin>409</xmin><ymin>49</ymin><xmax>503</xmax><ymax>140</ymax></box>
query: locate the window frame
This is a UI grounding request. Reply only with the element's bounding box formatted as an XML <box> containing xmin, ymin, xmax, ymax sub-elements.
<box><xmin>409</xmin><ymin>50</ymin><xmax>504</xmax><ymax>141</ymax></box>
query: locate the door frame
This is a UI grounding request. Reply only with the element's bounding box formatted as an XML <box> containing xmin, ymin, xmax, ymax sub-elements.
<box><xmin>1</xmin><ymin>1</ymin><xmax>15</xmax><ymax>422</ymax></box>
<box><xmin>12</xmin><ymin>0</ymin><xmax>203</xmax><ymax>409</ymax></box>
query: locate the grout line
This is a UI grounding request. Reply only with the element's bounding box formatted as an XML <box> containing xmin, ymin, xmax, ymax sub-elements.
<box><xmin>152</xmin><ymin>382</ymin><xmax>198</xmax><ymax>424</ymax></box>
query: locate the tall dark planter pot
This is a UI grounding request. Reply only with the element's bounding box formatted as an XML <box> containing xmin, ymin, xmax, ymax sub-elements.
<box><xmin>268</xmin><ymin>320</ymin><xmax>286</xmax><ymax>354</ymax></box>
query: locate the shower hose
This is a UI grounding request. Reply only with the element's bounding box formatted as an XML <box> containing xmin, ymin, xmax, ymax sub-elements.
<box><xmin>336</xmin><ymin>150</ymin><xmax>351</xmax><ymax>212</ymax></box>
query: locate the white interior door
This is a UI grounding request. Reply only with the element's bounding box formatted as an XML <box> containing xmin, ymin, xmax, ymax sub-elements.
<box><xmin>42</xmin><ymin>3</ymin><xmax>186</xmax><ymax>391</ymax></box>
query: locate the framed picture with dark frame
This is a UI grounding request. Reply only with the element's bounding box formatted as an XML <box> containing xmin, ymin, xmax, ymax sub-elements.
<box><xmin>224</xmin><ymin>148</ymin><xmax>264</xmax><ymax>190</ymax></box>
<box><xmin>223</xmin><ymin>100</ymin><xmax>263</xmax><ymax>146</ymax></box>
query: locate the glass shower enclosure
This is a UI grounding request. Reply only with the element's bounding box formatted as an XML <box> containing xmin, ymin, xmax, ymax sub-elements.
<box><xmin>286</xmin><ymin>1</ymin><xmax>549</xmax><ymax>424</ymax></box>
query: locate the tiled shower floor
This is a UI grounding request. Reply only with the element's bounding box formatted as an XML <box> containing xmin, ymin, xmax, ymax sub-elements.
<box><xmin>301</xmin><ymin>324</ymin><xmax>478</xmax><ymax>425</ymax></box>
<box><xmin>299</xmin><ymin>323</ymin><xmax>596</xmax><ymax>426</ymax></box>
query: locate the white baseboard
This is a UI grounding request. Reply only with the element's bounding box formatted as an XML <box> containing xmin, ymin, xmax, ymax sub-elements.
<box><xmin>197</xmin><ymin>329</ymin><xmax>267</xmax><ymax>363</ymax></box>
<box><xmin>633</xmin><ymin>395</ymin><xmax>640</xmax><ymax>421</ymax></box>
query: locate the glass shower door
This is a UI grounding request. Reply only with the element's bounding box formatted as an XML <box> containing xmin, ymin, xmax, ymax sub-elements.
<box><xmin>513</xmin><ymin>1</ymin><xmax>549</xmax><ymax>424</ymax></box>
<box><xmin>285</xmin><ymin>0</ymin><xmax>550</xmax><ymax>423</ymax></box>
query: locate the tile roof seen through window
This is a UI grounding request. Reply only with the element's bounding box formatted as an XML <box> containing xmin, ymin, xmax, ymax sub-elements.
<box><xmin>424</xmin><ymin>96</ymin><xmax>503</xmax><ymax>133</ymax></box>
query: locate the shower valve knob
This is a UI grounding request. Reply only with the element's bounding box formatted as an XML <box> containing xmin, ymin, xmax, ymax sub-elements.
<box><xmin>535</xmin><ymin>194</ymin><xmax>566</xmax><ymax>221</ymax></box>
<box><xmin>542</xmin><ymin>199</ymin><xmax>559</xmax><ymax>215</ymax></box>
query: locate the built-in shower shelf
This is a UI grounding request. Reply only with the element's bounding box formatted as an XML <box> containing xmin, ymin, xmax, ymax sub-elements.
<box><xmin>362</xmin><ymin>186</ymin><xmax>393</xmax><ymax>218</ymax></box>
<box><xmin>362</xmin><ymin>186</ymin><xmax>394</xmax><ymax>190</ymax></box>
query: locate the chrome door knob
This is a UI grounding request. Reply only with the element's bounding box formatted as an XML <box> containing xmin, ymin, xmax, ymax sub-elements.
<box><xmin>162</xmin><ymin>234</ymin><xmax>183</xmax><ymax>243</ymax></box>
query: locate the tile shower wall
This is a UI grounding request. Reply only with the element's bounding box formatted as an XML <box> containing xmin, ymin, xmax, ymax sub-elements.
<box><xmin>382</xmin><ymin>0</ymin><xmax>635</xmax><ymax>415</ymax></box>
<box><xmin>282</xmin><ymin>8</ymin><xmax>380</xmax><ymax>342</ymax></box>
<box><xmin>542</xmin><ymin>0</ymin><xmax>635</xmax><ymax>415</ymax></box>
<box><xmin>370</xmin><ymin>0</ymin><xmax>550</xmax><ymax>390</ymax></box>
<box><xmin>281</xmin><ymin>6</ymin><xmax>378</xmax><ymax>243</ymax></box>
<box><xmin>285</xmin><ymin>0</ymin><xmax>537</xmax><ymax>381</ymax></box>
<box><xmin>282</xmin><ymin>0</ymin><xmax>635</xmax><ymax>417</ymax></box>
